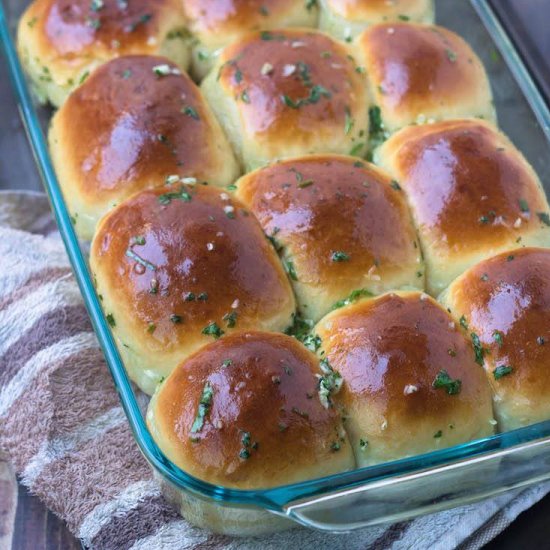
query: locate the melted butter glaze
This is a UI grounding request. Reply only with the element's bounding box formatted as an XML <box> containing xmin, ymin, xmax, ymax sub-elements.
<box><xmin>182</xmin><ymin>0</ymin><xmax>298</xmax><ymax>35</ymax></box>
<box><xmin>92</xmin><ymin>185</ymin><xmax>294</xmax><ymax>348</ymax></box>
<box><xmin>319</xmin><ymin>292</ymin><xmax>489</xmax><ymax>423</ymax></box>
<box><xmin>38</xmin><ymin>0</ymin><xmax>172</xmax><ymax>56</ymax></box>
<box><xmin>393</xmin><ymin>120</ymin><xmax>549</xmax><ymax>251</ymax></box>
<box><xmin>58</xmin><ymin>56</ymin><xmax>220</xmax><ymax>200</ymax></box>
<box><xmin>154</xmin><ymin>332</ymin><xmax>346</xmax><ymax>486</ymax></box>
<box><xmin>217</xmin><ymin>29</ymin><xmax>365</xmax><ymax>138</ymax></box>
<box><xmin>448</xmin><ymin>248</ymin><xmax>550</xmax><ymax>395</ymax></box>
<box><xmin>238</xmin><ymin>156</ymin><xmax>419</xmax><ymax>284</ymax></box>
<box><xmin>360</xmin><ymin>23</ymin><xmax>481</xmax><ymax>113</ymax></box>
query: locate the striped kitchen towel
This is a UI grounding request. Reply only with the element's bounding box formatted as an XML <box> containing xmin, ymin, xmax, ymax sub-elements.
<box><xmin>1</xmin><ymin>190</ymin><xmax>550</xmax><ymax>550</ymax></box>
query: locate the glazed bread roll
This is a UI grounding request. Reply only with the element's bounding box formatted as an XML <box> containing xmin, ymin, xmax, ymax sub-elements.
<box><xmin>319</xmin><ymin>0</ymin><xmax>434</xmax><ymax>41</ymax></box>
<box><xmin>376</xmin><ymin>119</ymin><xmax>550</xmax><ymax>295</ymax></box>
<box><xmin>354</xmin><ymin>22</ymin><xmax>495</xmax><ymax>139</ymax></box>
<box><xmin>182</xmin><ymin>0</ymin><xmax>319</xmax><ymax>80</ymax></box>
<box><xmin>147</xmin><ymin>332</ymin><xmax>354</xmax><ymax>490</ymax></box>
<box><xmin>201</xmin><ymin>29</ymin><xmax>370</xmax><ymax>170</ymax></box>
<box><xmin>17</xmin><ymin>0</ymin><xmax>190</xmax><ymax>107</ymax></box>
<box><xmin>90</xmin><ymin>186</ymin><xmax>296</xmax><ymax>395</ymax></box>
<box><xmin>440</xmin><ymin>248</ymin><xmax>550</xmax><ymax>432</ymax></box>
<box><xmin>235</xmin><ymin>155</ymin><xmax>424</xmax><ymax>322</ymax></box>
<box><xmin>49</xmin><ymin>55</ymin><xmax>240</xmax><ymax>241</ymax></box>
<box><xmin>314</xmin><ymin>291</ymin><xmax>495</xmax><ymax>466</ymax></box>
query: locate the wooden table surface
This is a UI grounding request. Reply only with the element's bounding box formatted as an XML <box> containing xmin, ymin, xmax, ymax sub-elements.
<box><xmin>2</xmin><ymin>1</ymin><xmax>550</xmax><ymax>548</ymax></box>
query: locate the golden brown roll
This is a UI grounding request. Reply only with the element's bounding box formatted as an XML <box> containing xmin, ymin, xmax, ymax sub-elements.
<box><xmin>376</xmin><ymin>119</ymin><xmax>550</xmax><ymax>295</ymax></box>
<box><xmin>314</xmin><ymin>290</ymin><xmax>495</xmax><ymax>466</ymax></box>
<box><xmin>17</xmin><ymin>0</ymin><xmax>190</xmax><ymax>107</ymax></box>
<box><xmin>201</xmin><ymin>29</ymin><xmax>370</xmax><ymax>171</ymax></box>
<box><xmin>354</xmin><ymin>22</ymin><xmax>495</xmax><ymax>139</ymax></box>
<box><xmin>319</xmin><ymin>0</ymin><xmax>434</xmax><ymax>41</ymax></box>
<box><xmin>440</xmin><ymin>248</ymin><xmax>550</xmax><ymax>432</ymax></box>
<box><xmin>235</xmin><ymin>154</ymin><xmax>424</xmax><ymax>321</ymax></box>
<box><xmin>147</xmin><ymin>331</ymin><xmax>354</xmax><ymax>490</ymax></box>
<box><xmin>182</xmin><ymin>0</ymin><xmax>319</xmax><ymax>80</ymax></box>
<box><xmin>49</xmin><ymin>55</ymin><xmax>240</xmax><ymax>240</ymax></box>
<box><xmin>90</xmin><ymin>186</ymin><xmax>296</xmax><ymax>395</ymax></box>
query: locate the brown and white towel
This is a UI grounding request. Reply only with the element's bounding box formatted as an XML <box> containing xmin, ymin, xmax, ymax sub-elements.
<box><xmin>1</xmin><ymin>190</ymin><xmax>550</xmax><ymax>550</ymax></box>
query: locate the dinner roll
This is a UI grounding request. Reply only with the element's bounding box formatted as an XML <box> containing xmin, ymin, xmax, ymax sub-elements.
<box><xmin>315</xmin><ymin>290</ymin><xmax>495</xmax><ymax>466</ymax></box>
<box><xmin>201</xmin><ymin>29</ymin><xmax>370</xmax><ymax>171</ymax></box>
<box><xmin>319</xmin><ymin>0</ymin><xmax>434</xmax><ymax>41</ymax></box>
<box><xmin>147</xmin><ymin>331</ymin><xmax>354</xmax><ymax>534</ymax></box>
<box><xmin>376</xmin><ymin>119</ymin><xmax>550</xmax><ymax>295</ymax></box>
<box><xmin>182</xmin><ymin>0</ymin><xmax>319</xmax><ymax>80</ymax></box>
<box><xmin>90</xmin><ymin>186</ymin><xmax>296</xmax><ymax>395</ymax></box>
<box><xmin>354</xmin><ymin>22</ymin><xmax>495</xmax><ymax>140</ymax></box>
<box><xmin>440</xmin><ymin>248</ymin><xmax>550</xmax><ymax>432</ymax></box>
<box><xmin>17</xmin><ymin>0</ymin><xmax>190</xmax><ymax>107</ymax></box>
<box><xmin>49</xmin><ymin>55</ymin><xmax>240</xmax><ymax>241</ymax></box>
<box><xmin>235</xmin><ymin>155</ymin><xmax>424</xmax><ymax>322</ymax></box>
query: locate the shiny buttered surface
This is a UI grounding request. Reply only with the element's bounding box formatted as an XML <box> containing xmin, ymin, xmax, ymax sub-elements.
<box><xmin>440</xmin><ymin>248</ymin><xmax>550</xmax><ymax>432</ymax></box>
<box><xmin>235</xmin><ymin>155</ymin><xmax>423</xmax><ymax>321</ymax></box>
<box><xmin>90</xmin><ymin>185</ymin><xmax>296</xmax><ymax>395</ymax></box>
<box><xmin>182</xmin><ymin>0</ymin><xmax>319</xmax><ymax>79</ymax></box>
<box><xmin>355</xmin><ymin>22</ymin><xmax>495</xmax><ymax>134</ymax></box>
<box><xmin>315</xmin><ymin>291</ymin><xmax>495</xmax><ymax>466</ymax></box>
<box><xmin>19</xmin><ymin>0</ymin><xmax>550</xmax><ymax>498</ymax></box>
<box><xmin>377</xmin><ymin>119</ymin><xmax>550</xmax><ymax>295</ymax></box>
<box><xmin>201</xmin><ymin>28</ymin><xmax>370</xmax><ymax>170</ymax></box>
<box><xmin>17</xmin><ymin>0</ymin><xmax>189</xmax><ymax>106</ymax></box>
<box><xmin>147</xmin><ymin>331</ymin><xmax>354</xmax><ymax>488</ymax></box>
<box><xmin>49</xmin><ymin>55</ymin><xmax>240</xmax><ymax>240</ymax></box>
<box><xmin>319</xmin><ymin>0</ymin><xmax>435</xmax><ymax>40</ymax></box>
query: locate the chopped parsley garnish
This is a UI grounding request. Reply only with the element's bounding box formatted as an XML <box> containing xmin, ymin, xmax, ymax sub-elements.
<box><xmin>292</xmin><ymin>407</ymin><xmax>309</xmax><ymax>419</ymax></box>
<box><xmin>492</xmin><ymin>330</ymin><xmax>503</xmax><ymax>347</ymax></box>
<box><xmin>197</xmin><ymin>292</ymin><xmax>208</xmax><ymax>301</ymax></box>
<box><xmin>284</xmin><ymin>259</ymin><xmax>298</xmax><ymax>281</ymax></box>
<box><xmin>190</xmin><ymin>382</ymin><xmax>214</xmax><ymax>433</ymax></box>
<box><xmin>471</xmin><ymin>332</ymin><xmax>486</xmax><ymax>365</ymax></box>
<box><xmin>79</xmin><ymin>71</ymin><xmax>90</xmax><ymax>85</ymax></box>
<box><xmin>349</xmin><ymin>142</ymin><xmax>365</xmax><ymax>156</ymax></box>
<box><xmin>241</xmin><ymin>90</ymin><xmax>251</xmax><ymax>103</ymax></box>
<box><xmin>448</xmin><ymin>348</ymin><xmax>456</xmax><ymax>357</ymax></box>
<box><xmin>359</xmin><ymin>439</ymin><xmax>368</xmax><ymax>451</ymax></box>
<box><xmin>432</xmin><ymin>369</ymin><xmax>462</xmax><ymax>395</ymax></box>
<box><xmin>281</xmin><ymin>85</ymin><xmax>332</xmax><ymax>109</ymax></box>
<box><xmin>331</xmin><ymin>442</ymin><xmax>341</xmax><ymax>452</ymax></box>
<box><xmin>303</xmin><ymin>333</ymin><xmax>322</xmax><ymax>352</ymax></box>
<box><xmin>459</xmin><ymin>315</ymin><xmax>469</xmax><ymax>330</ymax></box>
<box><xmin>106</xmin><ymin>313</ymin><xmax>116</xmax><ymax>327</ymax></box>
<box><xmin>507</xmin><ymin>255</ymin><xmax>515</xmax><ymax>262</ymax></box>
<box><xmin>125</xmin><ymin>249</ymin><xmax>157</xmax><ymax>271</ymax></box>
<box><xmin>305</xmin><ymin>0</ymin><xmax>317</xmax><ymax>10</ymax></box>
<box><xmin>519</xmin><ymin>199</ymin><xmax>530</xmax><ymax>213</ymax></box>
<box><xmin>158</xmin><ymin>186</ymin><xmax>192</xmax><ymax>205</ymax></box>
<box><xmin>344</xmin><ymin>107</ymin><xmax>354</xmax><ymax>135</ymax></box>
<box><xmin>122</xmin><ymin>69</ymin><xmax>132</xmax><ymax>79</ymax></box>
<box><xmin>481</xmin><ymin>273</ymin><xmax>489</xmax><ymax>282</ymax></box>
<box><xmin>182</xmin><ymin>106</ymin><xmax>199</xmax><ymax>120</ymax></box>
<box><xmin>184</xmin><ymin>292</ymin><xmax>196</xmax><ymax>302</ymax></box>
<box><xmin>331</xmin><ymin>288</ymin><xmax>373</xmax><ymax>310</ymax></box>
<box><xmin>239</xmin><ymin>449</ymin><xmax>250</xmax><ymax>459</ymax></box>
<box><xmin>223</xmin><ymin>311</ymin><xmax>237</xmax><ymax>328</ymax></box>
<box><xmin>368</xmin><ymin>105</ymin><xmax>386</xmax><ymax>150</ymax></box>
<box><xmin>318</xmin><ymin>358</ymin><xmax>343</xmax><ymax>409</ymax></box>
<box><xmin>331</xmin><ymin>251</ymin><xmax>350</xmax><ymax>262</ymax></box>
<box><xmin>202</xmin><ymin>322</ymin><xmax>224</xmax><ymax>339</ymax></box>
<box><xmin>284</xmin><ymin>314</ymin><xmax>314</xmax><ymax>343</ymax></box>
<box><xmin>434</xmin><ymin>430</ymin><xmax>443</xmax><ymax>438</ymax></box>
<box><xmin>537</xmin><ymin>212</ymin><xmax>550</xmax><ymax>226</ymax></box>
<box><xmin>537</xmin><ymin>336</ymin><xmax>546</xmax><ymax>346</ymax></box>
<box><xmin>398</xmin><ymin>14</ymin><xmax>410</xmax><ymax>21</ymax></box>
<box><xmin>493</xmin><ymin>365</ymin><xmax>513</xmax><ymax>380</ymax></box>
<box><xmin>445</xmin><ymin>48</ymin><xmax>457</xmax><ymax>63</ymax></box>
<box><xmin>170</xmin><ymin>314</ymin><xmax>182</xmax><ymax>324</ymax></box>
<box><xmin>127</xmin><ymin>13</ymin><xmax>151</xmax><ymax>32</ymax></box>
<box><xmin>222</xmin><ymin>359</ymin><xmax>232</xmax><ymax>368</ymax></box>
<box><xmin>260</xmin><ymin>30</ymin><xmax>285</xmax><ymax>41</ymax></box>
<box><xmin>147</xmin><ymin>322</ymin><xmax>156</xmax><ymax>334</ymax></box>
<box><xmin>390</xmin><ymin>180</ymin><xmax>402</xmax><ymax>191</ymax></box>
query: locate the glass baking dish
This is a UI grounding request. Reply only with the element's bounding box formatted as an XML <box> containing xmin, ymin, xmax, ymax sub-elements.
<box><xmin>3</xmin><ymin>0</ymin><xmax>550</xmax><ymax>534</ymax></box>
